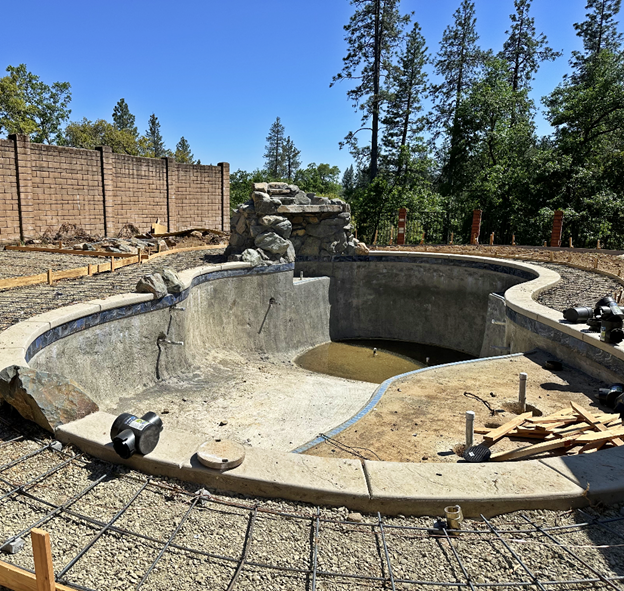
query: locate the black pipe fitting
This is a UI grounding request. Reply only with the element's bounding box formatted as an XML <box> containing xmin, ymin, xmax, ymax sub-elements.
<box><xmin>110</xmin><ymin>412</ymin><xmax>163</xmax><ymax>459</ymax></box>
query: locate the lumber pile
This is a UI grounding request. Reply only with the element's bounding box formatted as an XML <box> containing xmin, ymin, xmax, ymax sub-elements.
<box><xmin>475</xmin><ymin>402</ymin><xmax>623</xmax><ymax>461</ymax></box>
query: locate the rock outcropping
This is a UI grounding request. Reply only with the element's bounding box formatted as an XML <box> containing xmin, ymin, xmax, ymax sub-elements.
<box><xmin>227</xmin><ymin>182</ymin><xmax>369</xmax><ymax>264</ymax></box>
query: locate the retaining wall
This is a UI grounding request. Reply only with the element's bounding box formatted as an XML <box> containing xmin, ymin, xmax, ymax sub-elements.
<box><xmin>0</xmin><ymin>135</ymin><xmax>229</xmax><ymax>242</ymax></box>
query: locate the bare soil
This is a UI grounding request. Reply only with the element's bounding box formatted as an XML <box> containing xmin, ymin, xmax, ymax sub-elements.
<box><xmin>304</xmin><ymin>350</ymin><xmax>610</xmax><ymax>463</ymax></box>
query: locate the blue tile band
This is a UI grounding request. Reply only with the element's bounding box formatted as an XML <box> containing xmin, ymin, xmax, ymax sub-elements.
<box><xmin>25</xmin><ymin>263</ymin><xmax>293</xmax><ymax>362</ymax></box>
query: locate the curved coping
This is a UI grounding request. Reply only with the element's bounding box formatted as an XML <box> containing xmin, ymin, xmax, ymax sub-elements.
<box><xmin>2</xmin><ymin>254</ymin><xmax>624</xmax><ymax>517</ymax></box>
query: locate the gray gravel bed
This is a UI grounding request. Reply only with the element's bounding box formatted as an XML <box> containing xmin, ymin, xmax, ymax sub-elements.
<box><xmin>0</xmin><ymin>250</ymin><xmax>106</xmax><ymax>280</ymax></box>
<box><xmin>534</xmin><ymin>262</ymin><xmax>622</xmax><ymax>312</ymax></box>
<box><xmin>0</xmin><ymin>250</ymin><xmax>225</xmax><ymax>331</ymax></box>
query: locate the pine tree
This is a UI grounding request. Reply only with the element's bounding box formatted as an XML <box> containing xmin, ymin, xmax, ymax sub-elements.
<box><xmin>175</xmin><ymin>136</ymin><xmax>195</xmax><ymax>163</ymax></box>
<box><xmin>432</xmin><ymin>0</ymin><xmax>484</xmax><ymax>133</ymax></box>
<box><xmin>432</xmin><ymin>0</ymin><xmax>485</xmax><ymax>196</ymax></box>
<box><xmin>263</xmin><ymin>117</ymin><xmax>287</xmax><ymax>178</ymax></box>
<box><xmin>112</xmin><ymin>98</ymin><xmax>137</xmax><ymax>137</ymax></box>
<box><xmin>342</xmin><ymin>164</ymin><xmax>356</xmax><ymax>200</ymax></box>
<box><xmin>144</xmin><ymin>113</ymin><xmax>166</xmax><ymax>158</ymax></box>
<box><xmin>501</xmin><ymin>0</ymin><xmax>561</xmax><ymax>93</ymax></box>
<box><xmin>381</xmin><ymin>22</ymin><xmax>429</xmax><ymax>179</ymax></box>
<box><xmin>282</xmin><ymin>136</ymin><xmax>301</xmax><ymax>181</ymax></box>
<box><xmin>331</xmin><ymin>0</ymin><xmax>409</xmax><ymax>181</ymax></box>
<box><xmin>572</xmin><ymin>0</ymin><xmax>622</xmax><ymax>74</ymax></box>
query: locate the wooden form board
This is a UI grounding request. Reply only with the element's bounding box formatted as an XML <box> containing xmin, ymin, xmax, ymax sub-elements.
<box><xmin>0</xmin><ymin>530</ymin><xmax>77</xmax><ymax>591</ymax></box>
<box><xmin>5</xmin><ymin>245</ymin><xmax>137</xmax><ymax>258</ymax></box>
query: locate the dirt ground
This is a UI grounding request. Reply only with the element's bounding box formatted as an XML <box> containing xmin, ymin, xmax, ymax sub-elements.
<box><xmin>305</xmin><ymin>350</ymin><xmax>612</xmax><ymax>463</ymax></box>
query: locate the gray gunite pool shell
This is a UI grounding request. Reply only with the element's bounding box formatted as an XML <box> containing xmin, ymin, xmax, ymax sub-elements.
<box><xmin>1</xmin><ymin>253</ymin><xmax>624</xmax><ymax>516</ymax></box>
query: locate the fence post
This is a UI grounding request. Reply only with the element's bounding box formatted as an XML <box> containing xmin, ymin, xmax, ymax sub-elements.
<box><xmin>397</xmin><ymin>208</ymin><xmax>407</xmax><ymax>245</ymax></box>
<box><xmin>550</xmin><ymin>210</ymin><xmax>564</xmax><ymax>247</ymax></box>
<box><xmin>9</xmin><ymin>134</ymin><xmax>34</xmax><ymax>242</ymax></box>
<box><xmin>470</xmin><ymin>210</ymin><xmax>482</xmax><ymax>245</ymax></box>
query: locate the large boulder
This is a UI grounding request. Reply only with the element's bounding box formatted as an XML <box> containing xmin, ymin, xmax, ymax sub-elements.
<box><xmin>259</xmin><ymin>216</ymin><xmax>292</xmax><ymax>239</ymax></box>
<box><xmin>242</xmin><ymin>248</ymin><xmax>264</xmax><ymax>266</ymax></box>
<box><xmin>0</xmin><ymin>366</ymin><xmax>99</xmax><ymax>432</ymax></box>
<box><xmin>136</xmin><ymin>273</ymin><xmax>168</xmax><ymax>298</ymax></box>
<box><xmin>160</xmin><ymin>268</ymin><xmax>184</xmax><ymax>294</ymax></box>
<box><xmin>254</xmin><ymin>232</ymin><xmax>291</xmax><ymax>255</ymax></box>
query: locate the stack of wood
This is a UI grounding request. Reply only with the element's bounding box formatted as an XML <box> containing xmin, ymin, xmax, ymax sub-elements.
<box><xmin>475</xmin><ymin>402</ymin><xmax>624</xmax><ymax>461</ymax></box>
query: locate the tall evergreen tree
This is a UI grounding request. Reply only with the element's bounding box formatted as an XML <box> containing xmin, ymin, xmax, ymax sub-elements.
<box><xmin>175</xmin><ymin>136</ymin><xmax>195</xmax><ymax>163</ymax></box>
<box><xmin>264</xmin><ymin>117</ymin><xmax>287</xmax><ymax>178</ymax></box>
<box><xmin>381</xmin><ymin>21</ymin><xmax>429</xmax><ymax>181</ymax></box>
<box><xmin>501</xmin><ymin>0</ymin><xmax>561</xmax><ymax>93</ymax></box>
<box><xmin>143</xmin><ymin>113</ymin><xmax>166</xmax><ymax>158</ymax></box>
<box><xmin>282</xmin><ymin>136</ymin><xmax>301</xmax><ymax>181</ymax></box>
<box><xmin>342</xmin><ymin>164</ymin><xmax>356</xmax><ymax>200</ymax></box>
<box><xmin>572</xmin><ymin>0</ymin><xmax>622</xmax><ymax>74</ymax></box>
<box><xmin>112</xmin><ymin>98</ymin><xmax>137</xmax><ymax>137</ymax></box>
<box><xmin>432</xmin><ymin>0</ymin><xmax>485</xmax><ymax>196</ymax></box>
<box><xmin>432</xmin><ymin>0</ymin><xmax>483</xmax><ymax>134</ymax></box>
<box><xmin>332</xmin><ymin>0</ymin><xmax>409</xmax><ymax>181</ymax></box>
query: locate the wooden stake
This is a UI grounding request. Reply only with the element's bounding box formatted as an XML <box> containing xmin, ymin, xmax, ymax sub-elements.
<box><xmin>569</xmin><ymin>237</ymin><xmax>573</xmax><ymax>248</ymax></box>
<box><xmin>47</xmin><ymin>269</ymin><xmax>53</xmax><ymax>285</ymax></box>
<box><xmin>31</xmin><ymin>529</ymin><xmax>55</xmax><ymax>591</ymax></box>
<box><xmin>518</xmin><ymin>373</ymin><xmax>527</xmax><ymax>413</ymax></box>
<box><xmin>87</xmin><ymin>264</ymin><xmax>94</xmax><ymax>276</ymax></box>
<box><xmin>543</xmin><ymin>240</ymin><xmax>547</xmax><ymax>247</ymax></box>
<box><xmin>450</xmin><ymin>232</ymin><xmax>454</xmax><ymax>245</ymax></box>
<box><xmin>597</xmin><ymin>239</ymin><xmax>601</xmax><ymax>249</ymax></box>
<box><xmin>512</xmin><ymin>234</ymin><xmax>515</xmax><ymax>246</ymax></box>
<box><xmin>110</xmin><ymin>256</ymin><xmax>115</xmax><ymax>272</ymax></box>
<box><xmin>420</xmin><ymin>232</ymin><xmax>425</xmax><ymax>245</ymax></box>
<box><xmin>549</xmin><ymin>251</ymin><xmax>554</xmax><ymax>261</ymax></box>
<box><xmin>373</xmin><ymin>229</ymin><xmax>378</xmax><ymax>246</ymax></box>
<box><xmin>489</xmin><ymin>233</ymin><xmax>494</xmax><ymax>246</ymax></box>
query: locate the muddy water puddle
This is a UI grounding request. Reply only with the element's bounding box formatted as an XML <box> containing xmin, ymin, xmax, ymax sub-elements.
<box><xmin>296</xmin><ymin>339</ymin><xmax>473</xmax><ymax>384</ymax></box>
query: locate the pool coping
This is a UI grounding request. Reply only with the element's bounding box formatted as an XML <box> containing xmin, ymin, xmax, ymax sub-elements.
<box><xmin>2</xmin><ymin>254</ymin><xmax>624</xmax><ymax>516</ymax></box>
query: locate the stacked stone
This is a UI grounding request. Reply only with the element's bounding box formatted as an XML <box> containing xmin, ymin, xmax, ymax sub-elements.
<box><xmin>227</xmin><ymin>182</ymin><xmax>368</xmax><ymax>264</ymax></box>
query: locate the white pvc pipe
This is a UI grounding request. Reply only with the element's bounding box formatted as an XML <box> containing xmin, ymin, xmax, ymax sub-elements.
<box><xmin>519</xmin><ymin>372</ymin><xmax>528</xmax><ymax>412</ymax></box>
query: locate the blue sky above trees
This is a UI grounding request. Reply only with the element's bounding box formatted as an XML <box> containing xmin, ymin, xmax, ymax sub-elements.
<box><xmin>3</xmin><ymin>0</ymin><xmax>623</xmax><ymax>175</ymax></box>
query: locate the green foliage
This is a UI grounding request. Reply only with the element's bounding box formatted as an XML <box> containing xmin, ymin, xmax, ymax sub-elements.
<box><xmin>283</xmin><ymin>136</ymin><xmax>301</xmax><ymax>181</ymax></box>
<box><xmin>0</xmin><ymin>64</ymin><xmax>71</xmax><ymax>144</ymax></box>
<box><xmin>501</xmin><ymin>0</ymin><xmax>561</xmax><ymax>92</ymax></box>
<box><xmin>230</xmin><ymin>168</ymin><xmax>267</xmax><ymax>210</ymax></box>
<box><xmin>63</xmin><ymin>118</ymin><xmax>139</xmax><ymax>154</ymax></box>
<box><xmin>112</xmin><ymin>98</ymin><xmax>138</xmax><ymax>137</ymax></box>
<box><xmin>175</xmin><ymin>136</ymin><xmax>195</xmax><ymax>163</ymax></box>
<box><xmin>293</xmin><ymin>163</ymin><xmax>342</xmax><ymax>196</ymax></box>
<box><xmin>141</xmin><ymin>113</ymin><xmax>168</xmax><ymax>158</ymax></box>
<box><xmin>264</xmin><ymin>117</ymin><xmax>287</xmax><ymax>178</ymax></box>
<box><xmin>572</xmin><ymin>0</ymin><xmax>622</xmax><ymax>75</ymax></box>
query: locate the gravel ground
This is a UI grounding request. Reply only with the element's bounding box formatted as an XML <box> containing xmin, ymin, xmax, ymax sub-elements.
<box><xmin>1</xmin><ymin>411</ymin><xmax>624</xmax><ymax>591</ymax></box>
<box><xmin>0</xmin><ymin>250</ymin><xmax>107</xmax><ymax>280</ymax></box>
<box><xmin>0</xmin><ymin>249</ymin><xmax>226</xmax><ymax>332</ymax></box>
<box><xmin>534</xmin><ymin>262</ymin><xmax>622</xmax><ymax>312</ymax></box>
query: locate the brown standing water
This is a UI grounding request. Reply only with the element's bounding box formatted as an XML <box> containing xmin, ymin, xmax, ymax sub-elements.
<box><xmin>295</xmin><ymin>339</ymin><xmax>473</xmax><ymax>384</ymax></box>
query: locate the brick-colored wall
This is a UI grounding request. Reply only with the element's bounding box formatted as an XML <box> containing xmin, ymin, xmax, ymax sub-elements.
<box><xmin>0</xmin><ymin>135</ymin><xmax>229</xmax><ymax>242</ymax></box>
<box><xmin>30</xmin><ymin>143</ymin><xmax>105</xmax><ymax>237</ymax></box>
<box><xmin>111</xmin><ymin>154</ymin><xmax>168</xmax><ymax>232</ymax></box>
<box><xmin>0</xmin><ymin>140</ymin><xmax>20</xmax><ymax>241</ymax></box>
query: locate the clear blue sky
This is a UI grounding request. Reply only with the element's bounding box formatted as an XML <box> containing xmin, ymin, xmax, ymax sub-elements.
<box><xmin>3</xmin><ymin>1</ymin><xmax>622</xmax><ymax>176</ymax></box>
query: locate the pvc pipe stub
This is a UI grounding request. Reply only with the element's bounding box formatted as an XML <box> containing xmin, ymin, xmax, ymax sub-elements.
<box><xmin>197</xmin><ymin>439</ymin><xmax>246</xmax><ymax>471</ymax></box>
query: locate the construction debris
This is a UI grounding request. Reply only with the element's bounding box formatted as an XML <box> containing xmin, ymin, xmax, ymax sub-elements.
<box><xmin>475</xmin><ymin>403</ymin><xmax>624</xmax><ymax>461</ymax></box>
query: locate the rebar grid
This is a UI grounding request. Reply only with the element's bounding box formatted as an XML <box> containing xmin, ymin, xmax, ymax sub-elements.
<box><xmin>1</xmin><ymin>418</ymin><xmax>623</xmax><ymax>591</ymax></box>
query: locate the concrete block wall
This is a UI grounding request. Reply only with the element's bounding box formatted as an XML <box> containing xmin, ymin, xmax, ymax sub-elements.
<box><xmin>0</xmin><ymin>135</ymin><xmax>229</xmax><ymax>242</ymax></box>
<box><xmin>0</xmin><ymin>139</ymin><xmax>20</xmax><ymax>240</ymax></box>
<box><xmin>30</xmin><ymin>143</ymin><xmax>104</xmax><ymax>236</ymax></box>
